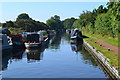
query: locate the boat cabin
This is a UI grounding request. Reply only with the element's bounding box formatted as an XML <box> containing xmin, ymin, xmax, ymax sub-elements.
<box><xmin>25</xmin><ymin>34</ymin><xmax>39</xmax><ymax>43</ymax></box>
<box><xmin>0</xmin><ymin>28</ymin><xmax>11</xmax><ymax>36</ymax></box>
<box><xmin>9</xmin><ymin>34</ymin><xmax>24</xmax><ymax>43</ymax></box>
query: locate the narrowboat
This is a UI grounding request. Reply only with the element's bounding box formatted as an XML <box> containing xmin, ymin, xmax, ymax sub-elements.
<box><xmin>70</xmin><ymin>29</ymin><xmax>83</xmax><ymax>44</ymax></box>
<box><xmin>9</xmin><ymin>34</ymin><xmax>25</xmax><ymax>48</ymax></box>
<box><xmin>0</xmin><ymin>34</ymin><xmax>12</xmax><ymax>52</ymax></box>
<box><xmin>0</xmin><ymin>28</ymin><xmax>11</xmax><ymax>36</ymax></box>
<box><xmin>24</xmin><ymin>32</ymin><xmax>42</xmax><ymax>48</ymax></box>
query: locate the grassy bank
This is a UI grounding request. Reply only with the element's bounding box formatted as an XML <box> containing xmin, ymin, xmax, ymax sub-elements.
<box><xmin>83</xmin><ymin>32</ymin><xmax>118</xmax><ymax>47</ymax></box>
<box><xmin>82</xmin><ymin>32</ymin><xmax>119</xmax><ymax>72</ymax></box>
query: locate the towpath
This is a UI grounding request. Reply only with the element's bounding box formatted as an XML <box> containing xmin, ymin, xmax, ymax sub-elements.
<box><xmin>96</xmin><ymin>40</ymin><xmax>119</xmax><ymax>55</ymax></box>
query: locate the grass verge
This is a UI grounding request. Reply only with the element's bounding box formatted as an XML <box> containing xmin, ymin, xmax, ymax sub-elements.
<box><xmin>82</xmin><ymin>32</ymin><xmax>119</xmax><ymax>72</ymax></box>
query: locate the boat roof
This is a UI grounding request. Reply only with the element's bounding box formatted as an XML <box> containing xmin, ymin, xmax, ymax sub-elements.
<box><xmin>71</xmin><ymin>36</ymin><xmax>77</xmax><ymax>39</ymax></box>
<box><xmin>10</xmin><ymin>34</ymin><xmax>22</xmax><ymax>37</ymax></box>
<box><xmin>0</xmin><ymin>28</ymin><xmax>9</xmax><ymax>31</ymax></box>
<box><xmin>0</xmin><ymin>33</ymin><xmax>7</xmax><ymax>39</ymax></box>
<box><xmin>0</xmin><ymin>33</ymin><xmax>7</xmax><ymax>36</ymax></box>
<box><xmin>27</xmin><ymin>33</ymin><xmax>39</xmax><ymax>35</ymax></box>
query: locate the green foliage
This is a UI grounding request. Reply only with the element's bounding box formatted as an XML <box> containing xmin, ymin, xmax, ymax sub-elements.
<box><xmin>16</xmin><ymin>13</ymin><xmax>31</xmax><ymax>20</ymax></box>
<box><xmin>51</xmin><ymin>15</ymin><xmax>60</xmax><ymax>20</ymax></box>
<box><xmin>46</xmin><ymin>19</ymin><xmax>58</xmax><ymax>30</ymax></box>
<box><xmin>79</xmin><ymin>11</ymin><xmax>95</xmax><ymax>27</ymax></box>
<box><xmin>95</xmin><ymin>13</ymin><xmax>112</xmax><ymax>36</ymax></box>
<box><xmin>69</xmin><ymin>2</ymin><xmax>119</xmax><ymax>38</ymax></box>
<box><xmin>2</xmin><ymin>21</ymin><xmax>16</xmax><ymax>28</ymax></box>
<box><xmin>0</xmin><ymin>23</ymin><xmax>2</xmax><ymax>26</ymax></box>
<box><xmin>94</xmin><ymin>2</ymin><xmax>120</xmax><ymax>37</ymax></box>
<box><xmin>72</xmin><ymin>19</ymin><xmax>81</xmax><ymax>29</ymax></box>
<box><xmin>3</xmin><ymin>13</ymin><xmax>49</xmax><ymax>32</ymax></box>
<box><xmin>8</xmin><ymin>27</ymin><xmax>26</xmax><ymax>34</ymax></box>
<box><xmin>2</xmin><ymin>2</ymin><xmax>120</xmax><ymax>37</ymax></box>
<box><xmin>96</xmin><ymin>5</ymin><xmax>108</xmax><ymax>14</ymax></box>
<box><xmin>46</xmin><ymin>15</ymin><xmax>64</xmax><ymax>31</ymax></box>
<box><xmin>15</xmin><ymin>19</ymin><xmax>48</xmax><ymax>31</ymax></box>
<box><xmin>42</xmin><ymin>31</ymin><xmax>47</xmax><ymax>36</ymax></box>
<box><xmin>63</xmin><ymin>17</ymin><xmax>76</xmax><ymax>29</ymax></box>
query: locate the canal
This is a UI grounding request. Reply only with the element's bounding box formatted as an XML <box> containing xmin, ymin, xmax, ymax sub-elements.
<box><xmin>2</xmin><ymin>33</ymin><xmax>108</xmax><ymax>79</ymax></box>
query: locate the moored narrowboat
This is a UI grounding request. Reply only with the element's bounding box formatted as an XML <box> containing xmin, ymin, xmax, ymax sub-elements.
<box><xmin>9</xmin><ymin>34</ymin><xmax>25</xmax><ymax>48</ymax></box>
<box><xmin>70</xmin><ymin>29</ymin><xmax>83</xmax><ymax>44</ymax></box>
<box><xmin>24</xmin><ymin>33</ymin><xmax>42</xmax><ymax>48</ymax></box>
<box><xmin>0</xmin><ymin>34</ymin><xmax>12</xmax><ymax>52</ymax></box>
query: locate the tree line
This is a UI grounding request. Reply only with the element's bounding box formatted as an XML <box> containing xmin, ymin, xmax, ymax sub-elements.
<box><xmin>63</xmin><ymin>2</ymin><xmax>120</xmax><ymax>38</ymax></box>
<box><xmin>2</xmin><ymin>13</ymin><xmax>64</xmax><ymax>33</ymax></box>
<box><xmin>2</xmin><ymin>13</ymin><xmax>49</xmax><ymax>32</ymax></box>
<box><xmin>2</xmin><ymin>2</ymin><xmax>119</xmax><ymax>37</ymax></box>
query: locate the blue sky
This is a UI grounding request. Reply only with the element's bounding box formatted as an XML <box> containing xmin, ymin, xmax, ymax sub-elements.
<box><xmin>0</xmin><ymin>2</ymin><xmax>107</xmax><ymax>23</ymax></box>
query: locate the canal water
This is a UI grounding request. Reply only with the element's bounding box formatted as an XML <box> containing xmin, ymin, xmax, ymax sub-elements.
<box><xmin>2</xmin><ymin>33</ymin><xmax>108</xmax><ymax>78</ymax></box>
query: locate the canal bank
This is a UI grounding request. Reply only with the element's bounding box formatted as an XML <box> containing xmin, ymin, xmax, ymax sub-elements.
<box><xmin>83</xmin><ymin>40</ymin><xmax>120</xmax><ymax>80</ymax></box>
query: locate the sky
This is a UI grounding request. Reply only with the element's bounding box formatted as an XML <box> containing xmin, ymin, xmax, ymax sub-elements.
<box><xmin>0</xmin><ymin>2</ymin><xmax>107</xmax><ymax>23</ymax></box>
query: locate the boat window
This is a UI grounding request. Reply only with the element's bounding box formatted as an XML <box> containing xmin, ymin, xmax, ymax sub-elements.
<box><xmin>26</xmin><ymin>34</ymin><xmax>39</xmax><ymax>43</ymax></box>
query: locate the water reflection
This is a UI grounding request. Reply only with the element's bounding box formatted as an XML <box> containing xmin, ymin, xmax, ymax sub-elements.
<box><xmin>12</xmin><ymin>48</ymin><xmax>25</xmax><ymax>60</ymax></box>
<box><xmin>49</xmin><ymin>34</ymin><xmax>62</xmax><ymax>49</ymax></box>
<box><xmin>2</xmin><ymin>38</ymin><xmax>50</xmax><ymax>70</ymax></box>
<box><xmin>2</xmin><ymin>33</ymin><xmax>108</xmax><ymax>78</ymax></box>
<box><xmin>26</xmin><ymin>48</ymin><xmax>44</xmax><ymax>63</ymax></box>
<box><xmin>80</xmin><ymin>47</ymin><xmax>98</xmax><ymax>67</ymax></box>
<box><xmin>2</xmin><ymin>53</ymin><xmax>12</xmax><ymax>70</ymax></box>
<box><xmin>2</xmin><ymin>34</ymin><xmax>100</xmax><ymax>70</ymax></box>
<box><xmin>68</xmin><ymin>35</ymin><xmax>98</xmax><ymax>67</ymax></box>
<box><xmin>2</xmin><ymin>48</ymin><xmax>25</xmax><ymax>70</ymax></box>
<box><xmin>71</xmin><ymin>44</ymin><xmax>82</xmax><ymax>52</ymax></box>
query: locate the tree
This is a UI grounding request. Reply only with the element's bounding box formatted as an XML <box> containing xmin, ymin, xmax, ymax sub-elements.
<box><xmin>72</xmin><ymin>19</ymin><xmax>81</xmax><ymax>29</ymax></box>
<box><xmin>2</xmin><ymin>21</ymin><xmax>16</xmax><ymax>28</ymax></box>
<box><xmin>107</xmin><ymin>2</ymin><xmax>114</xmax><ymax>10</ymax></box>
<box><xmin>15</xmin><ymin>19</ymin><xmax>49</xmax><ymax>32</ymax></box>
<box><xmin>52</xmin><ymin>15</ymin><xmax>60</xmax><ymax>21</ymax></box>
<box><xmin>63</xmin><ymin>17</ymin><xmax>76</xmax><ymax>29</ymax></box>
<box><xmin>3</xmin><ymin>13</ymin><xmax>49</xmax><ymax>32</ymax></box>
<box><xmin>16</xmin><ymin>13</ymin><xmax>31</xmax><ymax>20</ymax></box>
<box><xmin>96</xmin><ymin>5</ymin><xmax>107</xmax><ymax>14</ymax></box>
<box><xmin>0</xmin><ymin>23</ymin><xmax>2</xmax><ymax>27</ymax></box>
<box><xmin>46</xmin><ymin>19</ymin><xmax>58</xmax><ymax>30</ymax></box>
<box><xmin>46</xmin><ymin>15</ymin><xmax>64</xmax><ymax>31</ymax></box>
<box><xmin>79</xmin><ymin>11</ymin><xmax>95</xmax><ymax>28</ymax></box>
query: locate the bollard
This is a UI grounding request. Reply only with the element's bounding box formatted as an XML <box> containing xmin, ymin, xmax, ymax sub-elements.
<box><xmin>108</xmin><ymin>48</ymin><xmax>110</xmax><ymax>51</ymax></box>
<box><xmin>100</xmin><ymin>44</ymin><xmax>102</xmax><ymax>46</ymax></box>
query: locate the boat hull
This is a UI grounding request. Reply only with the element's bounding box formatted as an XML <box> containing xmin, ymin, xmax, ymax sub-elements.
<box><xmin>70</xmin><ymin>36</ymin><xmax>83</xmax><ymax>45</ymax></box>
<box><xmin>12</xmin><ymin>42</ymin><xmax>25</xmax><ymax>49</ymax></box>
